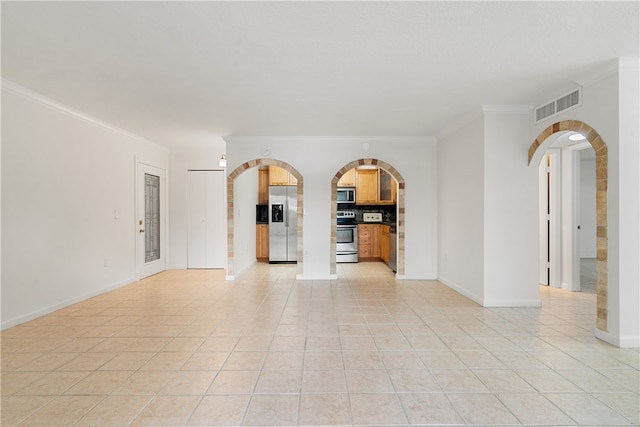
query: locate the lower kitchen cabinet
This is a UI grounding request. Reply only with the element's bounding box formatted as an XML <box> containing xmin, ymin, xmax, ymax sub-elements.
<box><xmin>358</xmin><ymin>224</ymin><xmax>381</xmax><ymax>261</ymax></box>
<box><xmin>358</xmin><ymin>224</ymin><xmax>371</xmax><ymax>259</ymax></box>
<box><xmin>380</xmin><ymin>225</ymin><xmax>390</xmax><ymax>264</ymax></box>
<box><xmin>371</xmin><ymin>224</ymin><xmax>381</xmax><ymax>258</ymax></box>
<box><xmin>256</xmin><ymin>224</ymin><xmax>269</xmax><ymax>262</ymax></box>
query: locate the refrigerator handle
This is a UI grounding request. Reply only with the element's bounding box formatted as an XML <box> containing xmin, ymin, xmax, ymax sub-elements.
<box><xmin>284</xmin><ymin>200</ymin><xmax>289</xmax><ymax>227</ymax></box>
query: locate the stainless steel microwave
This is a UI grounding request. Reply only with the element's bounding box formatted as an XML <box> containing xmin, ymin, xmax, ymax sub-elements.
<box><xmin>337</xmin><ymin>187</ymin><xmax>356</xmax><ymax>204</ymax></box>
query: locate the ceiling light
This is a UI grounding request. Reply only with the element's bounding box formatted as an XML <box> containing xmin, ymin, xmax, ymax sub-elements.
<box><xmin>218</xmin><ymin>154</ymin><xmax>227</xmax><ymax>168</ymax></box>
<box><xmin>569</xmin><ymin>133</ymin><xmax>586</xmax><ymax>141</ymax></box>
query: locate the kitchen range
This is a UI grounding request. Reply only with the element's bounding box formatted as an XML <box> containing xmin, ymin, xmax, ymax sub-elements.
<box><xmin>336</xmin><ymin>167</ymin><xmax>398</xmax><ymax>271</ymax></box>
<box><xmin>336</xmin><ymin>210</ymin><xmax>358</xmax><ymax>263</ymax></box>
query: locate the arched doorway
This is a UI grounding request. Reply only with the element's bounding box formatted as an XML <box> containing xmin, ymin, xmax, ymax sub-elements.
<box><xmin>226</xmin><ymin>159</ymin><xmax>304</xmax><ymax>278</ymax></box>
<box><xmin>528</xmin><ymin>120</ymin><xmax>608</xmax><ymax>331</ymax></box>
<box><xmin>330</xmin><ymin>158</ymin><xmax>405</xmax><ymax>276</ymax></box>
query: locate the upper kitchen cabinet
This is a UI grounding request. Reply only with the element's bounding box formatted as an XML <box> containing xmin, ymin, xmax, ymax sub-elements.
<box><xmin>269</xmin><ymin>165</ymin><xmax>297</xmax><ymax>186</ymax></box>
<box><xmin>355</xmin><ymin>167</ymin><xmax>397</xmax><ymax>205</ymax></box>
<box><xmin>378</xmin><ymin>169</ymin><xmax>397</xmax><ymax>204</ymax></box>
<box><xmin>337</xmin><ymin>168</ymin><xmax>356</xmax><ymax>187</ymax></box>
<box><xmin>356</xmin><ymin>169</ymin><xmax>378</xmax><ymax>204</ymax></box>
<box><xmin>258</xmin><ymin>167</ymin><xmax>270</xmax><ymax>204</ymax></box>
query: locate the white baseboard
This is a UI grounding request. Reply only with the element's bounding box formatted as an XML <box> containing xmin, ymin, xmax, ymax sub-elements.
<box><xmin>437</xmin><ymin>276</ymin><xmax>484</xmax><ymax>306</ymax></box>
<box><xmin>595</xmin><ymin>329</ymin><xmax>640</xmax><ymax>348</ymax></box>
<box><xmin>168</xmin><ymin>264</ymin><xmax>187</xmax><ymax>270</ymax></box>
<box><xmin>1</xmin><ymin>277</ymin><xmax>135</xmax><ymax>330</ymax></box>
<box><xmin>395</xmin><ymin>274</ymin><xmax>437</xmax><ymax>280</ymax></box>
<box><xmin>296</xmin><ymin>274</ymin><xmax>337</xmax><ymax>280</ymax></box>
<box><xmin>482</xmin><ymin>298</ymin><xmax>542</xmax><ymax>307</ymax></box>
<box><xmin>227</xmin><ymin>260</ymin><xmax>256</xmax><ymax>281</ymax></box>
<box><xmin>560</xmin><ymin>281</ymin><xmax>579</xmax><ymax>291</ymax></box>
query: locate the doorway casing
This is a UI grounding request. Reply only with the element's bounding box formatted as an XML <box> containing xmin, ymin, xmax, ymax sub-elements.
<box><xmin>529</xmin><ymin>120</ymin><xmax>608</xmax><ymax>331</ymax></box>
<box><xmin>331</xmin><ymin>158</ymin><xmax>405</xmax><ymax>276</ymax></box>
<box><xmin>226</xmin><ymin>159</ymin><xmax>303</xmax><ymax>279</ymax></box>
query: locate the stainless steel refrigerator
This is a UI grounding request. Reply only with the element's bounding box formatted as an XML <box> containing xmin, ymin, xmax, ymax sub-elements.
<box><xmin>269</xmin><ymin>186</ymin><xmax>297</xmax><ymax>263</ymax></box>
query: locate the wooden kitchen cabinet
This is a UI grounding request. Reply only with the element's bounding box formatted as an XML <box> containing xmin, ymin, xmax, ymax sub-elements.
<box><xmin>371</xmin><ymin>224</ymin><xmax>381</xmax><ymax>258</ymax></box>
<box><xmin>269</xmin><ymin>165</ymin><xmax>297</xmax><ymax>186</ymax></box>
<box><xmin>378</xmin><ymin>169</ymin><xmax>397</xmax><ymax>204</ymax></box>
<box><xmin>358</xmin><ymin>223</ymin><xmax>381</xmax><ymax>260</ymax></box>
<box><xmin>258</xmin><ymin>168</ymin><xmax>270</xmax><ymax>205</ymax></box>
<box><xmin>358</xmin><ymin>224</ymin><xmax>371</xmax><ymax>259</ymax></box>
<box><xmin>380</xmin><ymin>225</ymin><xmax>390</xmax><ymax>264</ymax></box>
<box><xmin>338</xmin><ymin>168</ymin><xmax>356</xmax><ymax>187</ymax></box>
<box><xmin>356</xmin><ymin>169</ymin><xmax>378</xmax><ymax>204</ymax></box>
<box><xmin>256</xmin><ymin>224</ymin><xmax>269</xmax><ymax>262</ymax></box>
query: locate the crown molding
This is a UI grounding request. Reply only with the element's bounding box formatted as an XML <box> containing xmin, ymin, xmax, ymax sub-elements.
<box><xmin>223</xmin><ymin>135</ymin><xmax>437</xmax><ymax>144</ymax></box>
<box><xmin>573</xmin><ymin>58</ymin><xmax>620</xmax><ymax>88</ymax></box>
<box><xmin>619</xmin><ymin>57</ymin><xmax>640</xmax><ymax>71</ymax></box>
<box><xmin>435</xmin><ymin>107</ymin><xmax>483</xmax><ymax>141</ymax></box>
<box><xmin>2</xmin><ymin>79</ymin><xmax>169</xmax><ymax>153</ymax></box>
<box><xmin>482</xmin><ymin>104</ymin><xmax>530</xmax><ymax>115</ymax></box>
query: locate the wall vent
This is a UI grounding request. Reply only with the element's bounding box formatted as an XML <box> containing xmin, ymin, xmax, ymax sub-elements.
<box><xmin>535</xmin><ymin>87</ymin><xmax>582</xmax><ymax>123</ymax></box>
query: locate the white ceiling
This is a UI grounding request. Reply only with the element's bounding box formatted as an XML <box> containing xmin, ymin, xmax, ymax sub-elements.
<box><xmin>2</xmin><ymin>1</ymin><xmax>638</xmax><ymax>148</ymax></box>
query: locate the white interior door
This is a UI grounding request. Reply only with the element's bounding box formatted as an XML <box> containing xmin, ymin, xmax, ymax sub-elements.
<box><xmin>136</xmin><ymin>162</ymin><xmax>167</xmax><ymax>279</ymax></box>
<box><xmin>187</xmin><ymin>170</ymin><xmax>226</xmax><ymax>268</ymax></box>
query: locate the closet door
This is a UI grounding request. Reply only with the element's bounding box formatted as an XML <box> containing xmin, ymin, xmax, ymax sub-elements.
<box><xmin>187</xmin><ymin>170</ymin><xmax>226</xmax><ymax>268</ymax></box>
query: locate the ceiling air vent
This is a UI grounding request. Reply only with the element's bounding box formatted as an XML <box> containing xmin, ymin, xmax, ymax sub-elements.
<box><xmin>535</xmin><ymin>87</ymin><xmax>582</xmax><ymax>124</ymax></box>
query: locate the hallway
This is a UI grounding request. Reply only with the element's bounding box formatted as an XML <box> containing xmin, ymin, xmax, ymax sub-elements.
<box><xmin>1</xmin><ymin>264</ymin><xmax>638</xmax><ymax>426</ymax></box>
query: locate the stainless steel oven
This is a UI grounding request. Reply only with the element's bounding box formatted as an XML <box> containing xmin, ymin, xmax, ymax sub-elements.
<box><xmin>337</xmin><ymin>211</ymin><xmax>358</xmax><ymax>263</ymax></box>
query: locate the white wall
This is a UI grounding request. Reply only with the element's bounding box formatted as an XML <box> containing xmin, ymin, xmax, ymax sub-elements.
<box><xmin>1</xmin><ymin>82</ymin><xmax>168</xmax><ymax>329</ymax></box>
<box><xmin>226</xmin><ymin>137</ymin><xmax>438</xmax><ymax>279</ymax></box>
<box><xmin>168</xmin><ymin>142</ymin><xmax>226</xmax><ymax>269</ymax></box>
<box><xmin>437</xmin><ymin>117</ymin><xmax>485</xmax><ymax>303</ymax></box>
<box><xmin>232</xmin><ymin>168</ymin><xmax>259</xmax><ymax>277</ymax></box>
<box><xmin>531</xmin><ymin>58</ymin><xmax>640</xmax><ymax>346</ymax></box>
<box><xmin>483</xmin><ymin>106</ymin><xmax>540</xmax><ymax>306</ymax></box>
<box><xmin>579</xmin><ymin>153</ymin><xmax>597</xmax><ymax>258</ymax></box>
<box><xmin>617</xmin><ymin>59</ymin><xmax>640</xmax><ymax>346</ymax></box>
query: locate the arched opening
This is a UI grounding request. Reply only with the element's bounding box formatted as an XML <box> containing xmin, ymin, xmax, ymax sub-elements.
<box><xmin>226</xmin><ymin>159</ymin><xmax>304</xmax><ymax>278</ymax></box>
<box><xmin>330</xmin><ymin>158</ymin><xmax>406</xmax><ymax>276</ymax></box>
<box><xmin>529</xmin><ymin>120</ymin><xmax>608</xmax><ymax>331</ymax></box>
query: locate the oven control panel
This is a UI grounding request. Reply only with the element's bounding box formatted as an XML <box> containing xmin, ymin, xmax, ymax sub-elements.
<box><xmin>363</xmin><ymin>212</ymin><xmax>383</xmax><ymax>222</ymax></box>
<box><xmin>337</xmin><ymin>211</ymin><xmax>356</xmax><ymax>219</ymax></box>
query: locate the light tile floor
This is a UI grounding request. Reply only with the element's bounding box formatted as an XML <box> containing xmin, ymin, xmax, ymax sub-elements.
<box><xmin>1</xmin><ymin>262</ymin><xmax>638</xmax><ymax>426</ymax></box>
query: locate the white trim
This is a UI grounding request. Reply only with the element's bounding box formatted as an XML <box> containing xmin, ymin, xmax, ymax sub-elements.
<box><xmin>482</xmin><ymin>299</ymin><xmax>542</xmax><ymax>307</ymax></box>
<box><xmin>595</xmin><ymin>328</ymin><xmax>640</xmax><ymax>348</ymax></box>
<box><xmin>1</xmin><ymin>79</ymin><xmax>168</xmax><ymax>153</ymax></box>
<box><xmin>619</xmin><ymin>57</ymin><xmax>640</xmax><ymax>71</ymax></box>
<box><xmin>436</xmin><ymin>108</ymin><xmax>483</xmax><ymax>141</ymax></box>
<box><xmin>224</xmin><ymin>136</ymin><xmax>437</xmax><ymax>145</ymax></box>
<box><xmin>296</xmin><ymin>274</ymin><xmax>337</xmax><ymax>280</ymax></box>
<box><xmin>169</xmin><ymin>264</ymin><xmax>188</xmax><ymax>270</ymax></box>
<box><xmin>227</xmin><ymin>260</ymin><xmax>257</xmax><ymax>281</ymax></box>
<box><xmin>575</xmin><ymin>58</ymin><xmax>621</xmax><ymax>87</ymax></box>
<box><xmin>1</xmin><ymin>277</ymin><xmax>134</xmax><ymax>330</ymax></box>
<box><xmin>395</xmin><ymin>274</ymin><xmax>437</xmax><ymax>280</ymax></box>
<box><xmin>437</xmin><ymin>277</ymin><xmax>484</xmax><ymax>306</ymax></box>
<box><xmin>482</xmin><ymin>104</ymin><xmax>531</xmax><ymax>115</ymax></box>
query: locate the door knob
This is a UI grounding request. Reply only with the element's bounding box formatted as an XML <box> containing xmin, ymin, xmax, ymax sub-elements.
<box><xmin>139</xmin><ymin>229</ymin><xmax>145</xmax><ymax>233</ymax></box>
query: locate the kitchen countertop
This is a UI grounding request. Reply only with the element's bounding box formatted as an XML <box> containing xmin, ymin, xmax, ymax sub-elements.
<box><xmin>357</xmin><ymin>221</ymin><xmax>396</xmax><ymax>227</ymax></box>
